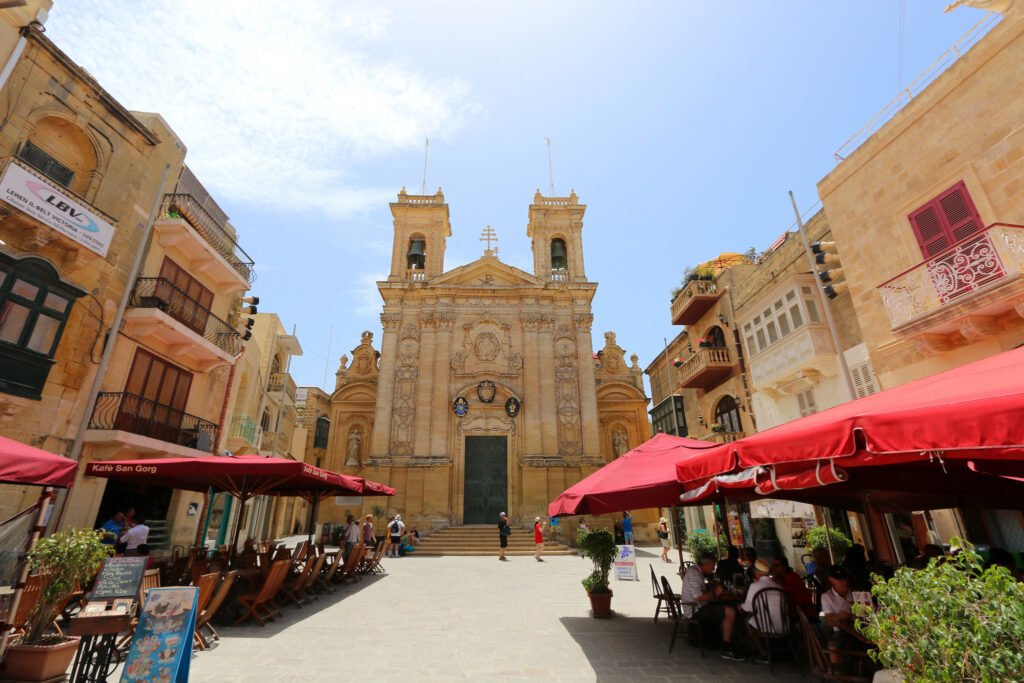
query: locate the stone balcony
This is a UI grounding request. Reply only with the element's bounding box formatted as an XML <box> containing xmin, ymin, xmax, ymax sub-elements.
<box><xmin>878</xmin><ymin>223</ymin><xmax>1024</xmax><ymax>352</ymax></box>
<box><xmin>267</xmin><ymin>372</ymin><xmax>297</xmax><ymax>404</ymax></box>
<box><xmin>703</xmin><ymin>430</ymin><xmax>745</xmax><ymax>444</ymax></box>
<box><xmin>747</xmin><ymin>323</ymin><xmax>836</xmax><ymax>392</ymax></box>
<box><xmin>671</xmin><ymin>279</ymin><xmax>721</xmax><ymax>325</ymax></box>
<box><xmin>674</xmin><ymin>345</ymin><xmax>736</xmax><ymax>390</ymax></box>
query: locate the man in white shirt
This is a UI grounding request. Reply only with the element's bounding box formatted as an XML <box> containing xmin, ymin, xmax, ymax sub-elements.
<box><xmin>739</xmin><ymin>558</ymin><xmax>787</xmax><ymax>663</ymax></box>
<box><xmin>679</xmin><ymin>553</ymin><xmax>743</xmax><ymax>661</ymax></box>
<box><xmin>388</xmin><ymin>515</ymin><xmax>405</xmax><ymax>558</ymax></box>
<box><xmin>119</xmin><ymin>516</ymin><xmax>149</xmax><ymax>555</ymax></box>
<box><xmin>821</xmin><ymin>565</ymin><xmax>856</xmax><ymax>629</ymax></box>
<box><xmin>342</xmin><ymin>515</ymin><xmax>360</xmax><ymax>561</ymax></box>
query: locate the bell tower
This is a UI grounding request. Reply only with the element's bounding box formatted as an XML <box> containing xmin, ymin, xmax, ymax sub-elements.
<box><xmin>388</xmin><ymin>187</ymin><xmax>451</xmax><ymax>280</ymax></box>
<box><xmin>527</xmin><ymin>189</ymin><xmax>587</xmax><ymax>282</ymax></box>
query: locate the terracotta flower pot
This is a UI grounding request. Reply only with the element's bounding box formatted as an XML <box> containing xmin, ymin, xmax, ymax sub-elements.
<box><xmin>1</xmin><ymin>637</ymin><xmax>80</xmax><ymax>682</ymax></box>
<box><xmin>586</xmin><ymin>589</ymin><xmax>613</xmax><ymax>618</ymax></box>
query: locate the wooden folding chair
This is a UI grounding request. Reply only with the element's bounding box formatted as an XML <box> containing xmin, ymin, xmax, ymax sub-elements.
<box><xmin>339</xmin><ymin>544</ymin><xmax>365</xmax><ymax>584</ymax></box>
<box><xmin>315</xmin><ymin>547</ymin><xmax>346</xmax><ymax>593</ymax></box>
<box><xmin>299</xmin><ymin>554</ymin><xmax>327</xmax><ymax>602</ymax></box>
<box><xmin>195</xmin><ymin>571</ymin><xmax>236</xmax><ymax>650</ymax></box>
<box><xmin>280</xmin><ymin>555</ymin><xmax>317</xmax><ymax>607</ymax></box>
<box><xmin>359</xmin><ymin>540</ymin><xmax>387</xmax><ymax>575</ymax></box>
<box><xmin>799</xmin><ymin>611</ymin><xmax>872</xmax><ymax>682</ymax></box>
<box><xmin>10</xmin><ymin>574</ymin><xmax>49</xmax><ymax>635</ymax></box>
<box><xmin>117</xmin><ymin>569</ymin><xmax>161</xmax><ymax>651</ymax></box>
<box><xmin>661</xmin><ymin>575</ymin><xmax>704</xmax><ymax>656</ymax></box>
<box><xmin>194</xmin><ymin>572</ymin><xmax>219</xmax><ymax>616</ymax></box>
<box><xmin>233</xmin><ymin>560</ymin><xmax>289</xmax><ymax>627</ymax></box>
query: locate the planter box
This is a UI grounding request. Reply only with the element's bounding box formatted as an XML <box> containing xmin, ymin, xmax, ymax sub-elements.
<box><xmin>587</xmin><ymin>590</ymin><xmax>613</xmax><ymax>618</ymax></box>
<box><xmin>1</xmin><ymin>636</ymin><xmax>80</xmax><ymax>682</ymax></box>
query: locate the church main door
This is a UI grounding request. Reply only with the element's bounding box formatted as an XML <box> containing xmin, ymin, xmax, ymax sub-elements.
<box><xmin>463</xmin><ymin>436</ymin><xmax>507</xmax><ymax>525</ymax></box>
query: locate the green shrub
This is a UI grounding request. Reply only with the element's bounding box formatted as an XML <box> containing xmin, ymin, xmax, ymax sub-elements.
<box><xmin>805</xmin><ymin>525</ymin><xmax>851</xmax><ymax>562</ymax></box>
<box><xmin>578</xmin><ymin>529</ymin><xmax>617</xmax><ymax>595</ymax></box>
<box><xmin>857</xmin><ymin>539</ymin><xmax>1024</xmax><ymax>681</ymax></box>
<box><xmin>685</xmin><ymin>530</ymin><xmax>716</xmax><ymax>559</ymax></box>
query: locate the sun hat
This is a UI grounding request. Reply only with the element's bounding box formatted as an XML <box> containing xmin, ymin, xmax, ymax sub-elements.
<box><xmin>500</xmin><ymin>511</ymin><xmax>506</xmax><ymax>517</ymax></box>
<box><xmin>754</xmin><ymin>558</ymin><xmax>771</xmax><ymax>574</ymax></box>
<box><xmin>535</xmin><ymin>516</ymin><xmax>540</xmax><ymax>522</ymax></box>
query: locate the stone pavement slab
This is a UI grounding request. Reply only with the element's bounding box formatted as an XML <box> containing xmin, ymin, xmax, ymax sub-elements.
<box><xmin>116</xmin><ymin>544</ymin><xmax>805</xmax><ymax>681</ymax></box>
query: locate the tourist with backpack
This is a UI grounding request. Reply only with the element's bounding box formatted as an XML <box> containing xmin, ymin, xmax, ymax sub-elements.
<box><xmin>388</xmin><ymin>515</ymin><xmax>405</xmax><ymax>557</ymax></box>
<box><xmin>498</xmin><ymin>512</ymin><xmax>510</xmax><ymax>561</ymax></box>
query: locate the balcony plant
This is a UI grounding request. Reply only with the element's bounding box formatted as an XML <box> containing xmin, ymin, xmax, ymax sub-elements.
<box><xmin>696</xmin><ymin>336</ymin><xmax>714</xmax><ymax>348</ymax></box>
<box><xmin>856</xmin><ymin>539</ymin><xmax>1024</xmax><ymax>680</ymax></box>
<box><xmin>577</xmin><ymin>529</ymin><xmax>617</xmax><ymax>618</ymax></box>
<box><xmin>4</xmin><ymin>528</ymin><xmax>112</xmax><ymax>681</ymax></box>
<box><xmin>710</xmin><ymin>423</ymin><xmax>726</xmax><ymax>433</ymax></box>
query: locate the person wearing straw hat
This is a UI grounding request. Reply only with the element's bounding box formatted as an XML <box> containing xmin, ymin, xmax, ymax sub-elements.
<box><xmin>740</xmin><ymin>557</ymin><xmax>783</xmax><ymax>663</ymax></box>
<box><xmin>657</xmin><ymin>517</ymin><xmax>672</xmax><ymax>562</ymax></box>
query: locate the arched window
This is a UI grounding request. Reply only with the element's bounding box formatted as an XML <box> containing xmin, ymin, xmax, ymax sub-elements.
<box><xmin>270</xmin><ymin>355</ymin><xmax>281</xmax><ymax>376</ymax></box>
<box><xmin>550</xmin><ymin>238</ymin><xmax>567</xmax><ymax>270</ymax></box>
<box><xmin>314</xmin><ymin>415</ymin><xmax>330</xmax><ymax>450</ymax></box>
<box><xmin>0</xmin><ymin>255</ymin><xmax>84</xmax><ymax>398</ymax></box>
<box><xmin>20</xmin><ymin>117</ymin><xmax>97</xmax><ymax>195</ymax></box>
<box><xmin>707</xmin><ymin>326</ymin><xmax>727</xmax><ymax>349</ymax></box>
<box><xmin>407</xmin><ymin>236</ymin><xmax>426</xmax><ymax>270</ymax></box>
<box><xmin>714</xmin><ymin>395</ymin><xmax>742</xmax><ymax>433</ymax></box>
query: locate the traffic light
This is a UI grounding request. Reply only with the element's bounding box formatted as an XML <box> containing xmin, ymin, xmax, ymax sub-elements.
<box><xmin>234</xmin><ymin>295</ymin><xmax>259</xmax><ymax>341</ymax></box>
<box><xmin>810</xmin><ymin>241</ymin><xmax>846</xmax><ymax>299</ymax></box>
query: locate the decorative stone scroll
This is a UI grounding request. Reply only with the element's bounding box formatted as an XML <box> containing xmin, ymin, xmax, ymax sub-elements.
<box><xmin>451</xmin><ymin>314</ymin><xmax>523</xmax><ymax>377</ymax></box>
<box><xmin>554</xmin><ymin>336</ymin><xmax>583</xmax><ymax>457</ymax></box>
<box><xmin>388</xmin><ymin>327</ymin><xmax>420</xmax><ymax>456</ymax></box>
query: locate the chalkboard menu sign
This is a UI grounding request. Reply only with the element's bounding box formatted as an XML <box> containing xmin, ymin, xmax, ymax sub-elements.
<box><xmin>91</xmin><ymin>557</ymin><xmax>148</xmax><ymax>600</ymax></box>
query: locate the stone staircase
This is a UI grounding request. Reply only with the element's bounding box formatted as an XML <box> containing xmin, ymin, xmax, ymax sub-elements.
<box><xmin>414</xmin><ymin>525</ymin><xmax>577</xmax><ymax>556</ymax></box>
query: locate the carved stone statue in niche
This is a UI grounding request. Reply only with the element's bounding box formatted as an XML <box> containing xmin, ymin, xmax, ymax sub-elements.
<box><xmin>345</xmin><ymin>428</ymin><xmax>362</xmax><ymax>466</ymax></box>
<box><xmin>612</xmin><ymin>430</ymin><xmax>628</xmax><ymax>457</ymax></box>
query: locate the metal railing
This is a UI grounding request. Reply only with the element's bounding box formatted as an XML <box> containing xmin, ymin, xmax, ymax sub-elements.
<box><xmin>267</xmin><ymin>372</ymin><xmax>297</xmax><ymax>402</ymax></box>
<box><xmin>834</xmin><ymin>12</ymin><xmax>1000</xmax><ymax>163</ymax></box>
<box><xmin>160</xmin><ymin>194</ymin><xmax>255</xmax><ymax>283</ymax></box>
<box><xmin>229</xmin><ymin>415</ymin><xmax>262</xmax><ymax>447</ymax></box>
<box><xmin>130</xmin><ymin>278</ymin><xmax>241</xmax><ymax>355</ymax></box>
<box><xmin>90</xmin><ymin>392</ymin><xmax>219</xmax><ymax>453</ymax></box>
<box><xmin>878</xmin><ymin>223</ymin><xmax>1024</xmax><ymax>328</ymax></box>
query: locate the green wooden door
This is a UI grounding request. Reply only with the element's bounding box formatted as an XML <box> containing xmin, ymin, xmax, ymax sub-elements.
<box><xmin>463</xmin><ymin>436</ymin><xmax>507</xmax><ymax>525</ymax></box>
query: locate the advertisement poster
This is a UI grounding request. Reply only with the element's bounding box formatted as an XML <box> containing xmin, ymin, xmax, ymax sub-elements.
<box><xmin>121</xmin><ymin>587</ymin><xmax>198</xmax><ymax>683</ymax></box>
<box><xmin>614</xmin><ymin>544</ymin><xmax>638</xmax><ymax>581</ymax></box>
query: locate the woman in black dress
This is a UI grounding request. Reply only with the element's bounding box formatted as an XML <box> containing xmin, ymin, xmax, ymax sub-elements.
<box><xmin>498</xmin><ymin>512</ymin><xmax>510</xmax><ymax>561</ymax></box>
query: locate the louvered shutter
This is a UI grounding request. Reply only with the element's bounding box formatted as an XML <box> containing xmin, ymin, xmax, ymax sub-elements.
<box><xmin>909</xmin><ymin>204</ymin><xmax>950</xmax><ymax>258</ymax></box>
<box><xmin>938</xmin><ymin>181</ymin><xmax>982</xmax><ymax>243</ymax></box>
<box><xmin>908</xmin><ymin>181</ymin><xmax>983</xmax><ymax>259</ymax></box>
<box><xmin>850</xmin><ymin>363</ymin><xmax>879</xmax><ymax>399</ymax></box>
<box><xmin>797</xmin><ymin>389</ymin><xmax>817</xmax><ymax>417</ymax></box>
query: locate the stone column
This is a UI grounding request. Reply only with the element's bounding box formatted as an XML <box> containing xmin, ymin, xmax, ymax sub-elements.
<box><xmin>574</xmin><ymin>311</ymin><xmax>601</xmax><ymax>458</ymax></box>
<box><xmin>371</xmin><ymin>311</ymin><xmax>402</xmax><ymax>456</ymax></box>
<box><xmin>430</xmin><ymin>312</ymin><xmax>455</xmax><ymax>457</ymax></box>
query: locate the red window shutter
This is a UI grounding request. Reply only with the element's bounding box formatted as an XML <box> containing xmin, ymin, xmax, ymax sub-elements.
<box><xmin>908</xmin><ymin>181</ymin><xmax>983</xmax><ymax>258</ymax></box>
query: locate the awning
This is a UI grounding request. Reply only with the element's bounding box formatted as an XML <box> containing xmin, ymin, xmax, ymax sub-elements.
<box><xmin>0</xmin><ymin>435</ymin><xmax>77</xmax><ymax>488</ymax></box>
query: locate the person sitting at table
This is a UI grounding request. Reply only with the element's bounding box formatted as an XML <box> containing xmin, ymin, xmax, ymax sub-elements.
<box><xmin>715</xmin><ymin>546</ymin><xmax>742</xmax><ymax>583</ymax></box>
<box><xmin>680</xmin><ymin>553</ymin><xmax>744</xmax><ymax>661</ymax></box>
<box><xmin>741</xmin><ymin>547</ymin><xmax>758</xmax><ymax>582</ymax></box>
<box><xmin>770</xmin><ymin>555</ymin><xmax>816</xmax><ymax>619</ymax></box>
<box><xmin>821</xmin><ymin>565</ymin><xmax>855</xmax><ymax>629</ymax></box>
<box><xmin>739</xmin><ymin>558</ymin><xmax>781</xmax><ymax>663</ymax></box>
<box><xmin>841</xmin><ymin>544</ymin><xmax>871</xmax><ymax>591</ymax></box>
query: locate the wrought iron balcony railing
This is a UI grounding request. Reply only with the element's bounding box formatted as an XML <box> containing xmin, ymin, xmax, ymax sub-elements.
<box><xmin>129</xmin><ymin>278</ymin><xmax>241</xmax><ymax>355</ymax></box>
<box><xmin>160</xmin><ymin>194</ymin><xmax>255</xmax><ymax>283</ymax></box>
<box><xmin>878</xmin><ymin>223</ymin><xmax>1024</xmax><ymax>330</ymax></box>
<box><xmin>90</xmin><ymin>392</ymin><xmax>219</xmax><ymax>453</ymax></box>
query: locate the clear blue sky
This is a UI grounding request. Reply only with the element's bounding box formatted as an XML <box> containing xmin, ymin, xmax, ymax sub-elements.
<box><xmin>46</xmin><ymin>1</ymin><xmax>992</xmax><ymax>391</ymax></box>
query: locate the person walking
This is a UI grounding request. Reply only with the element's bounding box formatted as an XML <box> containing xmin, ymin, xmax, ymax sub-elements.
<box><xmin>622</xmin><ymin>511</ymin><xmax>634</xmax><ymax>545</ymax></box>
<box><xmin>388</xmin><ymin>515</ymin><xmax>404</xmax><ymax>558</ymax></box>
<box><xmin>342</xmin><ymin>515</ymin><xmax>360</xmax><ymax>561</ymax></box>
<box><xmin>498</xmin><ymin>512</ymin><xmax>510</xmax><ymax>561</ymax></box>
<box><xmin>658</xmin><ymin>517</ymin><xmax>672</xmax><ymax>562</ymax></box>
<box><xmin>361</xmin><ymin>514</ymin><xmax>375</xmax><ymax>547</ymax></box>
<box><xmin>533</xmin><ymin>517</ymin><xmax>544</xmax><ymax>562</ymax></box>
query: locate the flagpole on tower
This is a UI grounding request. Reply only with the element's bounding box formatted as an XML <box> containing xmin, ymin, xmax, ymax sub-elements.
<box><xmin>421</xmin><ymin>138</ymin><xmax>429</xmax><ymax>195</ymax></box>
<box><xmin>545</xmin><ymin>137</ymin><xmax>554</xmax><ymax>196</ymax></box>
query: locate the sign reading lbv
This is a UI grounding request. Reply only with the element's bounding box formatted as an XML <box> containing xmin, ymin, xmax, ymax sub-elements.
<box><xmin>614</xmin><ymin>544</ymin><xmax>638</xmax><ymax>581</ymax></box>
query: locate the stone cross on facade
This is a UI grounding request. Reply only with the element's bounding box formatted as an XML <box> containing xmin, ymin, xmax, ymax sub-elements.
<box><xmin>480</xmin><ymin>225</ymin><xmax>498</xmax><ymax>258</ymax></box>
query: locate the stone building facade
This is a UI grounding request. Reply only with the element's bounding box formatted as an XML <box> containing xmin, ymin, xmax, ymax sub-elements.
<box><xmin>314</xmin><ymin>189</ymin><xmax>648</xmax><ymax>531</ymax></box>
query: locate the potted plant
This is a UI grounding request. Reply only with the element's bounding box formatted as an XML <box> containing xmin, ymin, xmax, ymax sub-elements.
<box><xmin>805</xmin><ymin>525</ymin><xmax>852</xmax><ymax>563</ymax></box>
<box><xmin>857</xmin><ymin>539</ymin><xmax>1024</xmax><ymax>680</ymax></box>
<box><xmin>710</xmin><ymin>423</ymin><xmax>726</xmax><ymax>433</ymax></box>
<box><xmin>577</xmin><ymin>529</ymin><xmax>617</xmax><ymax>618</ymax></box>
<box><xmin>2</xmin><ymin>528</ymin><xmax>111</xmax><ymax>682</ymax></box>
<box><xmin>697</xmin><ymin>336</ymin><xmax>714</xmax><ymax>348</ymax></box>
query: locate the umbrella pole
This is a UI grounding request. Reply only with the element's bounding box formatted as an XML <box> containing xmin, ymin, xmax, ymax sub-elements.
<box><xmin>823</xmin><ymin>508</ymin><xmax>836</xmax><ymax>563</ymax></box>
<box><xmin>672</xmin><ymin>505</ymin><xmax>683</xmax><ymax>565</ymax></box>
<box><xmin>307</xmin><ymin>497</ymin><xmax>318</xmax><ymax>545</ymax></box>
<box><xmin>0</xmin><ymin>487</ymin><xmax>54</xmax><ymax>662</ymax></box>
<box><xmin>230</xmin><ymin>476</ymin><xmax>248</xmax><ymax>558</ymax></box>
<box><xmin>718</xmin><ymin>501</ymin><xmax>731</xmax><ymax>558</ymax></box>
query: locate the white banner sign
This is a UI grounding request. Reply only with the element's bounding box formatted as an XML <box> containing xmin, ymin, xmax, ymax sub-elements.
<box><xmin>333</xmin><ymin>496</ymin><xmax>361</xmax><ymax>506</ymax></box>
<box><xmin>0</xmin><ymin>162</ymin><xmax>115</xmax><ymax>256</ymax></box>
<box><xmin>614</xmin><ymin>544</ymin><xmax>638</xmax><ymax>581</ymax></box>
<box><xmin>749</xmin><ymin>499</ymin><xmax>816</xmax><ymax>519</ymax></box>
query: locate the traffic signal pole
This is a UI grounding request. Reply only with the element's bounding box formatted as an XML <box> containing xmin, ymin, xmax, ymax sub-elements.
<box><xmin>789</xmin><ymin>191</ymin><xmax>857</xmax><ymax>402</ymax></box>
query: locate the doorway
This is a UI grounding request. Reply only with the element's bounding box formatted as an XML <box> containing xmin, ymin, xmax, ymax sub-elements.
<box><xmin>463</xmin><ymin>436</ymin><xmax>507</xmax><ymax>525</ymax></box>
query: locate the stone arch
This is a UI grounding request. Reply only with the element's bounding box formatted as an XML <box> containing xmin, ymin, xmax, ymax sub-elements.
<box><xmin>22</xmin><ymin>112</ymin><xmax>104</xmax><ymax>198</ymax></box>
<box><xmin>342</xmin><ymin>416</ymin><xmax>370</xmax><ymax>467</ymax></box>
<box><xmin>704</xmin><ymin>325</ymin><xmax>728</xmax><ymax>348</ymax></box>
<box><xmin>713</xmin><ymin>394</ymin><xmax>741</xmax><ymax>433</ymax></box>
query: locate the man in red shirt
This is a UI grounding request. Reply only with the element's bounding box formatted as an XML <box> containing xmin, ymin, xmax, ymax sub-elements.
<box><xmin>770</xmin><ymin>555</ymin><xmax>816</xmax><ymax>619</ymax></box>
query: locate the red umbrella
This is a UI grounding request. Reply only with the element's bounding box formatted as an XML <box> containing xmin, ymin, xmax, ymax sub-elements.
<box><xmin>676</xmin><ymin>346</ymin><xmax>1024</xmax><ymax>487</ymax></box>
<box><xmin>547</xmin><ymin>433</ymin><xmax>731</xmax><ymax>517</ymax></box>
<box><xmin>0</xmin><ymin>434</ymin><xmax>77</xmax><ymax>488</ymax></box>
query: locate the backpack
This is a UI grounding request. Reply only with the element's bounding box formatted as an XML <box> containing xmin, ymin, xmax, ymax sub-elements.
<box><xmin>390</xmin><ymin>521</ymin><xmax>400</xmax><ymax>534</ymax></box>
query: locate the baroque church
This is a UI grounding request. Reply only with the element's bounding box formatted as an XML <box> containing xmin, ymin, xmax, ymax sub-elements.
<box><xmin>309</xmin><ymin>188</ymin><xmax>648</xmax><ymax>528</ymax></box>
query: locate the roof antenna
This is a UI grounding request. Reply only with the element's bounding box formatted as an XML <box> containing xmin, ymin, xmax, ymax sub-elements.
<box><xmin>421</xmin><ymin>137</ymin><xmax>429</xmax><ymax>195</ymax></box>
<box><xmin>545</xmin><ymin>137</ymin><xmax>554</xmax><ymax>196</ymax></box>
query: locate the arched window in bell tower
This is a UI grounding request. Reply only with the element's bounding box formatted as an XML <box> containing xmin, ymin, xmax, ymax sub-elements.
<box><xmin>407</xmin><ymin>236</ymin><xmax>426</xmax><ymax>270</ymax></box>
<box><xmin>550</xmin><ymin>238</ymin><xmax>567</xmax><ymax>270</ymax></box>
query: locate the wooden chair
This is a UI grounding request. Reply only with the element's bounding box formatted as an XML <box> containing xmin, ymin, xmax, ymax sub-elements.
<box><xmin>660</xmin><ymin>575</ymin><xmax>704</xmax><ymax>656</ymax></box>
<box><xmin>10</xmin><ymin>574</ymin><xmax>49</xmax><ymax>634</ymax></box>
<box><xmin>195</xmin><ymin>571</ymin><xmax>237</xmax><ymax>650</ymax></box>
<box><xmin>339</xmin><ymin>544</ymin><xmax>366</xmax><ymax>584</ymax></box>
<box><xmin>233</xmin><ymin>560</ymin><xmax>290</xmax><ymax>627</ymax></box>
<box><xmin>798</xmin><ymin>611</ymin><xmax>872</xmax><ymax>682</ymax></box>
<box><xmin>360</xmin><ymin>540</ymin><xmax>387</xmax><ymax>575</ymax></box>
<box><xmin>272</xmin><ymin>544</ymin><xmax>290</xmax><ymax>561</ymax></box>
<box><xmin>281</xmin><ymin>555</ymin><xmax>318</xmax><ymax>607</ymax></box>
<box><xmin>315</xmin><ymin>548</ymin><xmax>347</xmax><ymax>593</ymax></box>
<box><xmin>286</xmin><ymin>541</ymin><xmax>309</xmax><ymax>576</ymax></box>
<box><xmin>749</xmin><ymin>587</ymin><xmax>801</xmax><ymax>675</ymax></box>
<box><xmin>194</xmin><ymin>572</ymin><xmax>220</xmax><ymax>618</ymax></box>
<box><xmin>650</xmin><ymin>565</ymin><xmax>677</xmax><ymax>623</ymax></box>
<box><xmin>298</xmin><ymin>553</ymin><xmax>327</xmax><ymax>602</ymax></box>
<box><xmin>116</xmin><ymin>569</ymin><xmax>161</xmax><ymax>652</ymax></box>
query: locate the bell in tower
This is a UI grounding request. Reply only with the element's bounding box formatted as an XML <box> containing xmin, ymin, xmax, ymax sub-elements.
<box><xmin>550</xmin><ymin>238</ymin><xmax>567</xmax><ymax>270</ymax></box>
<box><xmin>407</xmin><ymin>238</ymin><xmax>426</xmax><ymax>270</ymax></box>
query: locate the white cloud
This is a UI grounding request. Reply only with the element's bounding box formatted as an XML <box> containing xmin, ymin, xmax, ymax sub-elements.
<box><xmin>349</xmin><ymin>272</ymin><xmax>386</xmax><ymax>319</ymax></box>
<box><xmin>44</xmin><ymin>1</ymin><xmax>478</xmax><ymax>218</ymax></box>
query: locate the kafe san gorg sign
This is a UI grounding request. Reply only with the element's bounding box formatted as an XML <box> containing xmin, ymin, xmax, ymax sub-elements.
<box><xmin>0</xmin><ymin>161</ymin><xmax>115</xmax><ymax>256</ymax></box>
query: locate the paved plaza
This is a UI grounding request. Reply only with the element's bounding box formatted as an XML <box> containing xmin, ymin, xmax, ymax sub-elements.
<box><xmin>166</xmin><ymin>544</ymin><xmax>804</xmax><ymax>682</ymax></box>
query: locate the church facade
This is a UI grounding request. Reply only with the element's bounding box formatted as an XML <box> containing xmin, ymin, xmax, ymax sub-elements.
<box><xmin>312</xmin><ymin>189</ymin><xmax>648</xmax><ymax>529</ymax></box>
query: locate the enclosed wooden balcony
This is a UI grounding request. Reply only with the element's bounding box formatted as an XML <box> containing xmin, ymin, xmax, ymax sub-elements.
<box><xmin>878</xmin><ymin>223</ymin><xmax>1024</xmax><ymax>348</ymax></box>
<box><xmin>671</xmin><ymin>279</ymin><xmax>721</xmax><ymax>325</ymax></box>
<box><xmin>674</xmin><ymin>346</ymin><xmax>736</xmax><ymax>390</ymax></box>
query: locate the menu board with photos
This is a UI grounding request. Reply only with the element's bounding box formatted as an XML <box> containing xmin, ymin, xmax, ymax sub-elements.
<box><xmin>120</xmin><ymin>587</ymin><xmax>198</xmax><ymax>683</ymax></box>
<box><xmin>91</xmin><ymin>556</ymin><xmax>148</xmax><ymax>600</ymax></box>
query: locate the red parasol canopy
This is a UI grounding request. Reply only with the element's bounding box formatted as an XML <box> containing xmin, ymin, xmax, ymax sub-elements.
<box><xmin>547</xmin><ymin>433</ymin><xmax>731</xmax><ymax>517</ymax></box>
<box><xmin>0</xmin><ymin>434</ymin><xmax>77</xmax><ymax>488</ymax></box>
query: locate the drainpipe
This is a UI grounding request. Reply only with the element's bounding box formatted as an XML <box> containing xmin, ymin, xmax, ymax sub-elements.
<box><xmin>49</xmin><ymin>164</ymin><xmax>171</xmax><ymax>533</ymax></box>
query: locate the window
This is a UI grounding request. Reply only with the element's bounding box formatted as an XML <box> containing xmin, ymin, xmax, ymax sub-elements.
<box><xmin>0</xmin><ymin>256</ymin><xmax>83</xmax><ymax>399</ymax></box>
<box><xmin>797</xmin><ymin>389</ymin><xmax>817</xmax><ymax>417</ymax></box>
<box><xmin>114</xmin><ymin>349</ymin><xmax>194</xmax><ymax>443</ymax></box>
<box><xmin>18</xmin><ymin>140</ymin><xmax>74</xmax><ymax>188</ymax></box>
<box><xmin>550</xmin><ymin>238</ymin><xmax>567</xmax><ymax>270</ymax></box>
<box><xmin>743</xmin><ymin>287</ymin><xmax>813</xmax><ymax>356</ymax></box>
<box><xmin>908</xmin><ymin>181</ymin><xmax>982</xmax><ymax>258</ymax></box>
<box><xmin>850</xmin><ymin>362</ymin><xmax>879</xmax><ymax>399</ymax></box>
<box><xmin>157</xmin><ymin>257</ymin><xmax>214</xmax><ymax>334</ymax></box>
<box><xmin>314</xmin><ymin>416</ymin><xmax>330</xmax><ymax>449</ymax></box>
<box><xmin>713</xmin><ymin>395</ymin><xmax>742</xmax><ymax>433</ymax></box>
<box><xmin>707</xmin><ymin>326</ymin><xmax>727</xmax><ymax>348</ymax></box>
<box><xmin>260</xmin><ymin>409</ymin><xmax>271</xmax><ymax>433</ymax></box>
<box><xmin>649</xmin><ymin>396</ymin><xmax>686</xmax><ymax>437</ymax></box>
